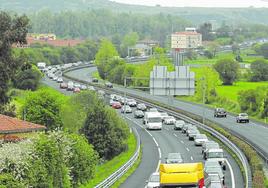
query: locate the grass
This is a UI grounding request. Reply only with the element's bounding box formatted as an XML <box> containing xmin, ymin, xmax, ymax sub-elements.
<box><xmin>111</xmin><ymin>149</ymin><xmax>142</xmax><ymax>188</ymax></box>
<box><xmin>216</xmin><ymin>81</ymin><xmax>268</xmax><ymax>102</ymax></box>
<box><xmin>81</xmin><ymin>133</ymin><xmax>137</xmax><ymax>188</ymax></box>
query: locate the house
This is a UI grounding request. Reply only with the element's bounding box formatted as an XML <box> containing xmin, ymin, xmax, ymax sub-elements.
<box><xmin>0</xmin><ymin>114</ymin><xmax>46</xmax><ymax>142</ymax></box>
<box><xmin>171</xmin><ymin>31</ymin><xmax>202</xmax><ymax>50</ymax></box>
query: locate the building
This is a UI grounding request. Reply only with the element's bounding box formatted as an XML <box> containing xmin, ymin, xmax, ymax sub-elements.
<box><xmin>0</xmin><ymin>114</ymin><xmax>46</xmax><ymax>141</ymax></box>
<box><xmin>171</xmin><ymin>31</ymin><xmax>202</xmax><ymax>50</ymax></box>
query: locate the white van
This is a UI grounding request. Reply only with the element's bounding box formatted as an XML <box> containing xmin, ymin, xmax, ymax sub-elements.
<box><xmin>37</xmin><ymin>62</ymin><xmax>46</xmax><ymax>72</ymax></box>
<box><xmin>143</xmin><ymin>112</ymin><xmax>162</xmax><ymax>130</ymax></box>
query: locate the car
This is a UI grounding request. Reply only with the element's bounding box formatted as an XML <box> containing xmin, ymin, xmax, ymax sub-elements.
<box><xmin>73</xmin><ymin>88</ymin><xmax>81</xmax><ymax>93</ymax></box>
<box><xmin>182</xmin><ymin>124</ymin><xmax>195</xmax><ymax>134</ymax></box>
<box><xmin>205</xmin><ymin>160</ymin><xmax>221</xmax><ymax>170</ymax></box>
<box><xmin>174</xmin><ymin>120</ymin><xmax>185</xmax><ymax>130</ymax></box>
<box><xmin>186</xmin><ymin>126</ymin><xmax>198</xmax><ymax>136</ymax></box>
<box><xmin>110</xmin><ymin>99</ymin><xmax>117</xmax><ymax>106</ymax></box>
<box><xmin>81</xmin><ymin>85</ymin><xmax>87</xmax><ymax>90</ymax></box>
<box><xmin>214</xmin><ymin>108</ymin><xmax>227</xmax><ymax>118</ymax></box>
<box><xmin>165</xmin><ymin>153</ymin><xmax>183</xmax><ymax>164</ymax></box>
<box><xmin>105</xmin><ymin>82</ymin><xmax>113</xmax><ymax>88</ymax></box>
<box><xmin>121</xmin><ymin>105</ymin><xmax>132</xmax><ymax>113</ymax></box>
<box><xmin>52</xmin><ymin>76</ymin><xmax>58</xmax><ymax>81</ymax></box>
<box><xmin>205</xmin><ymin>148</ymin><xmax>226</xmax><ymax>170</ymax></box>
<box><xmin>205</xmin><ymin>166</ymin><xmax>225</xmax><ymax>185</ymax></box>
<box><xmin>112</xmin><ymin>102</ymin><xmax>122</xmax><ymax>109</ymax></box>
<box><xmin>236</xmin><ymin>113</ymin><xmax>249</xmax><ymax>123</ymax></box>
<box><xmin>194</xmin><ymin>134</ymin><xmax>208</xmax><ymax>146</ymax></box>
<box><xmin>88</xmin><ymin>86</ymin><xmax>95</xmax><ymax>91</ymax></box>
<box><xmin>160</xmin><ymin>112</ymin><xmax>169</xmax><ymax>121</ymax></box>
<box><xmin>92</xmin><ymin>78</ymin><xmax>98</xmax><ymax>83</ymax></box>
<box><xmin>163</xmin><ymin>116</ymin><xmax>176</xmax><ymax>125</ymax></box>
<box><xmin>208</xmin><ymin>174</ymin><xmax>225</xmax><ymax>188</ymax></box>
<box><xmin>134</xmin><ymin>110</ymin><xmax>144</xmax><ymax>118</ymax></box>
<box><xmin>203</xmin><ymin>142</ymin><xmax>220</xmax><ymax>159</ymax></box>
<box><xmin>57</xmin><ymin>77</ymin><xmax>63</xmax><ymax>83</ymax></box>
<box><xmin>74</xmin><ymin>83</ymin><xmax>81</xmax><ymax>89</ymax></box>
<box><xmin>127</xmin><ymin>99</ymin><xmax>137</xmax><ymax>107</ymax></box>
<box><xmin>137</xmin><ymin>103</ymin><xmax>147</xmax><ymax>111</ymax></box>
<box><xmin>60</xmin><ymin>82</ymin><xmax>68</xmax><ymax>89</ymax></box>
<box><xmin>145</xmin><ymin>172</ymin><xmax>159</xmax><ymax>188</ymax></box>
<box><xmin>188</xmin><ymin>129</ymin><xmax>200</xmax><ymax>141</ymax></box>
<box><xmin>67</xmin><ymin>81</ymin><xmax>74</xmax><ymax>91</ymax></box>
<box><xmin>149</xmin><ymin>108</ymin><xmax>158</xmax><ymax>112</ymax></box>
<box><xmin>110</xmin><ymin>94</ymin><xmax>117</xmax><ymax>100</ymax></box>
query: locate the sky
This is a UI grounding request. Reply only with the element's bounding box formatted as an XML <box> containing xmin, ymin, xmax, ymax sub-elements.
<box><xmin>111</xmin><ymin>0</ymin><xmax>268</xmax><ymax>8</ymax></box>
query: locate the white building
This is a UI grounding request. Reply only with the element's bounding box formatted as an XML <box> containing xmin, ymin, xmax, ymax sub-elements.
<box><xmin>171</xmin><ymin>31</ymin><xmax>202</xmax><ymax>49</ymax></box>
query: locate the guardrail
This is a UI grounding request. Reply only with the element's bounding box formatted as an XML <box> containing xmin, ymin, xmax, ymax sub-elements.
<box><xmin>95</xmin><ymin>128</ymin><xmax>141</xmax><ymax>188</ymax></box>
<box><xmin>62</xmin><ymin>66</ymin><xmax>252</xmax><ymax>188</ymax></box>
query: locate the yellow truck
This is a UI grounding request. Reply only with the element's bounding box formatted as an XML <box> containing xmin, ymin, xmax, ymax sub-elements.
<box><xmin>159</xmin><ymin>162</ymin><xmax>205</xmax><ymax>188</ymax></box>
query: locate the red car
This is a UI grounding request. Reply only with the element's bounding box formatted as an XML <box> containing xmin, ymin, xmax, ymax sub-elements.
<box><xmin>73</xmin><ymin>87</ymin><xmax>81</xmax><ymax>93</ymax></box>
<box><xmin>112</xmin><ymin>102</ymin><xmax>122</xmax><ymax>109</ymax></box>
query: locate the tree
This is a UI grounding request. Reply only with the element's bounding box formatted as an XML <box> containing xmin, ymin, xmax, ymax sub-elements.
<box><xmin>81</xmin><ymin>100</ymin><xmax>129</xmax><ymax>160</ymax></box>
<box><xmin>120</xmin><ymin>32</ymin><xmax>139</xmax><ymax>57</ymax></box>
<box><xmin>207</xmin><ymin>41</ymin><xmax>220</xmax><ymax>58</ymax></box>
<box><xmin>214</xmin><ymin>59</ymin><xmax>239</xmax><ymax>85</ymax></box>
<box><xmin>22</xmin><ymin>88</ymin><xmax>63</xmax><ymax>130</ymax></box>
<box><xmin>259</xmin><ymin>43</ymin><xmax>268</xmax><ymax>59</ymax></box>
<box><xmin>95</xmin><ymin>39</ymin><xmax>119</xmax><ymax>79</ymax></box>
<box><xmin>198</xmin><ymin>22</ymin><xmax>215</xmax><ymax>41</ymax></box>
<box><xmin>250</xmin><ymin>59</ymin><xmax>268</xmax><ymax>81</ymax></box>
<box><xmin>0</xmin><ymin>11</ymin><xmax>29</xmax><ymax>105</ymax></box>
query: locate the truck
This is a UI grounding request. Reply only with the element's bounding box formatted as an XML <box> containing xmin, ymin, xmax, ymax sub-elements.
<box><xmin>159</xmin><ymin>163</ymin><xmax>205</xmax><ymax>188</ymax></box>
<box><xmin>37</xmin><ymin>62</ymin><xmax>46</xmax><ymax>72</ymax></box>
<box><xmin>143</xmin><ymin>111</ymin><xmax>162</xmax><ymax>130</ymax></box>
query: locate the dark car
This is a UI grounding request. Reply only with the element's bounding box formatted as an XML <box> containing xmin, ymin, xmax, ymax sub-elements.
<box><xmin>105</xmin><ymin>82</ymin><xmax>113</xmax><ymax>88</ymax></box>
<box><xmin>214</xmin><ymin>108</ymin><xmax>227</xmax><ymax>118</ymax></box>
<box><xmin>92</xmin><ymin>78</ymin><xmax>98</xmax><ymax>83</ymax></box>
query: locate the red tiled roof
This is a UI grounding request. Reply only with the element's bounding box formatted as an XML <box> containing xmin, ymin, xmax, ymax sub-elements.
<box><xmin>0</xmin><ymin>114</ymin><xmax>46</xmax><ymax>134</ymax></box>
<box><xmin>173</xmin><ymin>32</ymin><xmax>201</xmax><ymax>35</ymax></box>
<box><xmin>26</xmin><ymin>38</ymin><xmax>84</xmax><ymax>47</ymax></box>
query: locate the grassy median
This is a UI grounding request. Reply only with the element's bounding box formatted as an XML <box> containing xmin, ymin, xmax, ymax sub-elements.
<box><xmin>81</xmin><ymin>133</ymin><xmax>137</xmax><ymax>188</ymax></box>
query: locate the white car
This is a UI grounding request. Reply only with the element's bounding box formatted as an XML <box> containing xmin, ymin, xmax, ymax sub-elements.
<box><xmin>74</xmin><ymin>83</ymin><xmax>81</xmax><ymax>89</ymax></box>
<box><xmin>52</xmin><ymin>76</ymin><xmax>58</xmax><ymax>81</ymax></box>
<box><xmin>121</xmin><ymin>105</ymin><xmax>132</xmax><ymax>113</ymax></box>
<box><xmin>236</xmin><ymin>113</ymin><xmax>249</xmax><ymax>123</ymax></box>
<box><xmin>81</xmin><ymin>85</ymin><xmax>87</xmax><ymax>90</ymax></box>
<box><xmin>205</xmin><ymin>166</ymin><xmax>225</xmax><ymax>185</ymax></box>
<box><xmin>194</xmin><ymin>134</ymin><xmax>208</xmax><ymax>146</ymax></box>
<box><xmin>57</xmin><ymin>78</ymin><xmax>63</xmax><ymax>83</ymax></box>
<box><xmin>127</xmin><ymin>99</ymin><xmax>137</xmax><ymax>107</ymax></box>
<box><xmin>174</xmin><ymin>120</ymin><xmax>185</xmax><ymax>130</ymax></box>
<box><xmin>163</xmin><ymin>116</ymin><xmax>176</xmax><ymax>125</ymax></box>
<box><xmin>160</xmin><ymin>112</ymin><xmax>169</xmax><ymax>121</ymax></box>
<box><xmin>206</xmin><ymin>148</ymin><xmax>226</xmax><ymax>170</ymax></box>
<box><xmin>145</xmin><ymin>172</ymin><xmax>159</xmax><ymax>188</ymax></box>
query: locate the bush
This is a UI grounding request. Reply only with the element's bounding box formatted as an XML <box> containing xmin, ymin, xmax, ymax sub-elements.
<box><xmin>250</xmin><ymin>59</ymin><xmax>268</xmax><ymax>81</ymax></box>
<box><xmin>81</xmin><ymin>99</ymin><xmax>129</xmax><ymax>160</ymax></box>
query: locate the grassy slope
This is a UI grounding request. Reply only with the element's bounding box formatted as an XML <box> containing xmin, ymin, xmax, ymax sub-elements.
<box><xmin>81</xmin><ymin>133</ymin><xmax>137</xmax><ymax>187</ymax></box>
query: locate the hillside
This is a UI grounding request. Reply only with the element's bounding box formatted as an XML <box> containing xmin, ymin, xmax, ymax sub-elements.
<box><xmin>1</xmin><ymin>0</ymin><xmax>268</xmax><ymax>25</ymax></box>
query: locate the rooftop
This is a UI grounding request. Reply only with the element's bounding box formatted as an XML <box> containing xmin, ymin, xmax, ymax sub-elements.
<box><xmin>173</xmin><ymin>31</ymin><xmax>201</xmax><ymax>35</ymax></box>
<box><xmin>0</xmin><ymin>114</ymin><xmax>46</xmax><ymax>134</ymax></box>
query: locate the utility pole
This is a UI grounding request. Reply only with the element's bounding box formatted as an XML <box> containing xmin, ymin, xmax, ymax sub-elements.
<box><xmin>201</xmin><ymin>77</ymin><xmax>206</xmax><ymax>125</ymax></box>
<box><xmin>124</xmin><ymin>77</ymin><xmax>127</xmax><ymax>117</ymax></box>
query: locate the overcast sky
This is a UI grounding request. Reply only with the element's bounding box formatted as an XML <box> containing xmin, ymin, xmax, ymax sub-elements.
<box><xmin>111</xmin><ymin>0</ymin><xmax>268</xmax><ymax>8</ymax></box>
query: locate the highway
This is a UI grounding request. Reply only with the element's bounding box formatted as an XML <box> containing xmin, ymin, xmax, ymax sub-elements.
<box><xmin>66</xmin><ymin>67</ymin><xmax>268</xmax><ymax>161</ymax></box>
<box><xmin>42</xmin><ymin>75</ymin><xmax>243</xmax><ymax>188</ymax></box>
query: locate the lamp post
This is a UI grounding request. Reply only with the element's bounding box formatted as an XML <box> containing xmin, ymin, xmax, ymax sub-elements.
<box><xmin>201</xmin><ymin>77</ymin><xmax>206</xmax><ymax>125</ymax></box>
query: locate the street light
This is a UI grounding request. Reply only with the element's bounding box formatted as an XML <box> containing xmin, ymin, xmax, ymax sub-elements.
<box><xmin>200</xmin><ymin>77</ymin><xmax>206</xmax><ymax>125</ymax></box>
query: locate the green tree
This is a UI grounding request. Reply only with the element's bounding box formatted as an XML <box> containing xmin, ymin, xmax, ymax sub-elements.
<box><xmin>120</xmin><ymin>32</ymin><xmax>139</xmax><ymax>57</ymax></box>
<box><xmin>214</xmin><ymin>59</ymin><xmax>239</xmax><ymax>85</ymax></box>
<box><xmin>0</xmin><ymin>173</ymin><xmax>25</xmax><ymax>188</ymax></box>
<box><xmin>81</xmin><ymin>100</ymin><xmax>129</xmax><ymax>160</ymax></box>
<box><xmin>250</xmin><ymin>59</ymin><xmax>268</xmax><ymax>81</ymax></box>
<box><xmin>259</xmin><ymin>43</ymin><xmax>268</xmax><ymax>59</ymax></box>
<box><xmin>68</xmin><ymin>134</ymin><xmax>99</xmax><ymax>187</ymax></box>
<box><xmin>95</xmin><ymin>39</ymin><xmax>119</xmax><ymax>79</ymax></box>
<box><xmin>22</xmin><ymin>88</ymin><xmax>63</xmax><ymax>130</ymax></box>
<box><xmin>198</xmin><ymin>22</ymin><xmax>215</xmax><ymax>41</ymax></box>
<box><xmin>0</xmin><ymin>11</ymin><xmax>29</xmax><ymax>105</ymax></box>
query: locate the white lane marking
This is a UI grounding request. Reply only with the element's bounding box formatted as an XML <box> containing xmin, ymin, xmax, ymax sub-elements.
<box><xmin>152</xmin><ymin>137</ymin><xmax>159</xmax><ymax>147</ymax></box>
<box><xmin>226</xmin><ymin>159</ymin><xmax>235</xmax><ymax>188</ymax></box>
<box><xmin>180</xmin><ymin>140</ymin><xmax>184</xmax><ymax>144</ymax></box>
<box><xmin>156</xmin><ymin>160</ymin><xmax>161</xmax><ymax>172</ymax></box>
<box><xmin>191</xmin><ymin>156</ymin><xmax>193</xmax><ymax>161</ymax></box>
<box><xmin>125</xmin><ymin>116</ymin><xmax>162</xmax><ymax>173</ymax></box>
<box><xmin>173</xmin><ymin>133</ymin><xmax>177</xmax><ymax>137</ymax></box>
<box><xmin>158</xmin><ymin>148</ymin><xmax>162</xmax><ymax>159</ymax></box>
<box><xmin>186</xmin><ymin>147</ymin><xmax>190</xmax><ymax>152</ymax></box>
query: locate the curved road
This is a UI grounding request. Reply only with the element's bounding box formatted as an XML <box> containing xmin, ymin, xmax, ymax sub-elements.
<box><xmin>61</xmin><ymin>67</ymin><xmax>244</xmax><ymax>187</ymax></box>
<box><xmin>66</xmin><ymin>67</ymin><xmax>268</xmax><ymax>159</ymax></box>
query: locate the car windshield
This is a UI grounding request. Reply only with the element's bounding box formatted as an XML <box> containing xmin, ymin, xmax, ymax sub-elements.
<box><xmin>168</xmin><ymin>153</ymin><xmax>182</xmax><ymax>159</ymax></box>
<box><xmin>208</xmin><ymin>152</ymin><xmax>224</xmax><ymax>158</ymax></box>
<box><xmin>210</xmin><ymin>183</ymin><xmax>222</xmax><ymax>188</ymax></box>
<box><xmin>240</xmin><ymin>113</ymin><xmax>248</xmax><ymax>116</ymax></box>
<box><xmin>149</xmin><ymin>174</ymin><xmax>159</xmax><ymax>182</ymax></box>
<box><xmin>176</xmin><ymin>120</ymin><xmax>184</xmax><ymax>124</ymax></box>
<box><xmin>165</xmin><ymin>116</ymin><xmax>174</xmax><ymax>120</ymax></box>
<box><xmin>207</xmin><ymin>144</ymin><xmax>220</xmax><ymax>149</ymax></box>
<box><xmin>149</xmin><ymin>117</ymin><xmax>162</xmax><ymax>123</ymax></box>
